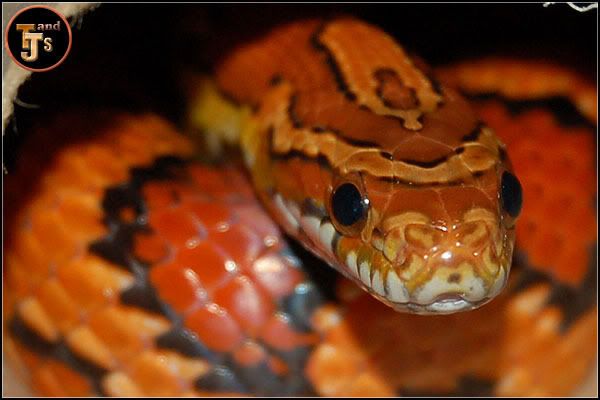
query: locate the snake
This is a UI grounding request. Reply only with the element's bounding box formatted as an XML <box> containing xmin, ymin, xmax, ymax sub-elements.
<box><xmin>3</xmin><ymin>17</ymin><xmax>597</xmax><ymax>397</ymax></box>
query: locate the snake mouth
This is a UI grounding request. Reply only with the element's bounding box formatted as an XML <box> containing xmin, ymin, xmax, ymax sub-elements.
<box><xmin>399</xmin><ymin>295</ymin><xmax>492</xmax><ymax>315</ymax></box>
<box><xmin>348</xmin><ymin>257</ymin><xmax>509</xmax><ymax>315</ymax></box>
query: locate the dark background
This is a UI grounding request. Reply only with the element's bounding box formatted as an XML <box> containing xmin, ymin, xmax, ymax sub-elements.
<box><xmin>4</xmin><ymin>3</ymin><xmax>597</xmax><ymax>169</ymax></box>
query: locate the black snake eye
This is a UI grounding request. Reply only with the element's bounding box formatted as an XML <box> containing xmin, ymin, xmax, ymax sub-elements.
<box><xmin>331</xmin><ymin>183</ymin><xmax>369</xmax><ymax>227</ymax></box>
<box><xmin>500</xmin><ymin>171</ymin><xmax>523</xmax><ymax>218</ymax></box>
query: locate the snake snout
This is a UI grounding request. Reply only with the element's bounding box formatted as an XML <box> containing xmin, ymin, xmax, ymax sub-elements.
<box><xmin>377</xmin><ymin>217</ymin><xmax>510</xmax><ymax>314</ymax></box>
<box><xmin>409</xmin><ymin>239</ymin><xmax>509</xmax><ymax>313</ymax></box>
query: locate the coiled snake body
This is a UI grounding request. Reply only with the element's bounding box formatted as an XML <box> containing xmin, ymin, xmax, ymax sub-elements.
<box><xmin>4</xmin><ymin>18</ymin><xmax>597</xmax><ymax>396</ymax></box>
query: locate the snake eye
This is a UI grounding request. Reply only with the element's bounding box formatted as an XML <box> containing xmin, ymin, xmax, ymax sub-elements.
<box><xmin>500</xmin><ymin>171</ymin><xmax>523</xmax><ymax>218</ymax></box>
<box><xmin>331</xmin><ymin>183</ymin><xmax>369</xmax><ymax>227</ymax></box>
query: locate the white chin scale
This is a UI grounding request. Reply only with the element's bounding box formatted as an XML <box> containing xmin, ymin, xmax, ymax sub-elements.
<box><xmin>272</xmin><ymin>193</ymin><xmax>340</xmax><ymax>261</ymax></box>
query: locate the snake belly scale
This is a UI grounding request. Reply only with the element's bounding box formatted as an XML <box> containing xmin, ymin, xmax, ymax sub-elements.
<box><xmin>3</xmin><ymin>17</ymin><xmax>597</xmax><ymax>397</ymax></box>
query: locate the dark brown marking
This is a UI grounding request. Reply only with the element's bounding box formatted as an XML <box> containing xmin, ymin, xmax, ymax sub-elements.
<box><xmin>287</xmin><ymin>93</ymin><xmax>304</xmax><ymax>129</ymax></box>
<box><xmin>89</xmin><ymin>156</ymin><xmax>189</xmax><ymax>319</ymax></box>
<box><xmin>269</xmin><ymin>74</ymin><xmax>283</xmax><ymax>86</ymax></box>
<box><xmin>424</xmin><ymin>71</ymin><xmax>444</xmax><ymax>97</ymax></box>
<box><xmin>512</xmin><ymin>244</ymin><xmax>597</xmax><ymax>332</ymax></box>
<box><xmin>374</xmin><ymin>68</ymin><xmax>420</xmax><ymax>110</ymax></box>
<box><xmin>398</xmin><ymin>375</ymin><xmax>495</xmax><ymax>397</ymax></box>
<box><xmin>310</xmin><ymin>23</ymin><xmax>357</xmax><ymax>102</ymax></box>
<box><xmin>9</xmin><ymin>315</ymin><xmax>108</xmax><ymax>395</ymax></box>
<box><xmin>448</xmin><ymin>273</ymin><xmax>461</xmax><ymax>284</ymax></box>
<box><xmin>407</xmin><ymin>53</ymin><xmax>445</xmax><ymax>98</ymax></box>
<box><xmin>272</xmin><ymin>150</ymin><xmax>332</xmax><ymax>171</ymax></box>
<box><xmin>465</xmin><ymin>92</ymin><xmax>595</xmax><ymax>130</ymax></box>
<box><xmin>301</xmin><ymin>198</ymin><xmax>328</xmax><ymax>219</ymax></box>
<box><xmin>498</xmin><ymin>147</ymin><xmax>508</xmax><ymax>162</ymax></box>
<box><xmin>461</xmin><ymin>122</ymin><xmax>484</xmax><ymax>142</ymax></box>
<box><xmin>400</xmin><ymin>146</ymin><xmax>464</xmax><ymax>169</ymax></box>
<box><xmin>399</xmin><ymin>154</ymin><xmax>452</xmax><ymax>169</ymax></box>
<box><xmin>380</xmin><ymin>151</ymin><xmax>395</xmax><ymax>161</ymax></box>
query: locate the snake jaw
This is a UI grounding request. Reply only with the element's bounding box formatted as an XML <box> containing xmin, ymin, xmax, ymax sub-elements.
<box><xmin>269</xmin><ymin>185</ymin><xmax>514</xmax><ymax>316</ymax></box>
<box><xmin>333</xmin><ymin>206</ymin><xmax>514</xmax><ymax>314</ymax></box>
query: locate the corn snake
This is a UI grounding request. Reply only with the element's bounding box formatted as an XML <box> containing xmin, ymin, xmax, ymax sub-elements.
<box><xmin>3</xmin><ymin>16</ymin><xmax>597</xmax><ymax>396</ymax></box>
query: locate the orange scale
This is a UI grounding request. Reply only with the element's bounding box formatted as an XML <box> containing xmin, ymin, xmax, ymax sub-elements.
<box><xmin>210</xmin><ymin>225</ymin><xmax>264</xmax><ymax>272</ymax></box>
<box><xmin>5</xmin><ymin>256</ymin><xmax>35</xmax><ymax>301</ymax></box>
<box><xmin>166</xmin><ymin>184</ymin><xmax>203</xmax><ymax>205</ymax></box>
<box><xmin>127</xmin><ymin>351</ymin><xmax>186</xmax><ymax>397</ymax></box>
<box><xmin>522</xmin><ymin>202</ymin><xmax>548</xmax><ymax>227</ymax></box>
<box><xmin>248</xmin><ymin>254</ymin><xmax>304</xmax><ymax>300</ymax></box>
<box><xmin>185</xmin><ymin>302</ymin><xmax>244</xmax><ymax>353</ymax></box>
<box><xmin>259</xmin><ymin>312</ymin><xmax>318</xmax><ymax>352</ymax></box>
<box><xmin>148</xmin><ymin>207</ymin><xmax>202</xmax><ymax>248</ymax></box>
<box><xmin>520</xmin><ymin>181</ymin><xmax>544</xmax><ymax>202</ymax></box>
<box><xmin>539</xmin><ymin>198</ymin><xmax>566</xmax><ymax>222</ymax></box>
<box><xmin>516</xmin><ymin>217</ymin><xmax>537</xmax><ymax>237</ymax></box>
<box><xmin>134</xmin><ymin>231</ymin><xmax>171</xmax><ymax>264</ymax></box>
<box><xmin>525</xmin><ymin>244</ymin><xmax>548</xmax><ymax>271</ymax></box>
<box><xmin>213</xmin><ymin>275</ymin><xmax>275</xmax><ymax>337</ymax></box>
<box><xmin>150</xmin><ymin>264</ymin><xmax>208</xmax><ymax>314</ymax></box>
<box><xmin>35</xmin><ymin>279</ymin><xmax>82</xmax><ymax>335</ymax></box>
<box><xmin>235</xmin><ymin>205</ymin><xmax>282</xmax><ymax>242</ymax></box>
<box><xmin>88</xmin><ymin>309</ymin><xmax>148</xmax><ymax>365</ymax></box>
<box><xmin>548</xmin><ymin>193</ymin><xmax>575</xmax><ymax>212</ymax></box>
<box><xmin>173</xmin><ymin>241</ymin><xmax>234</xmax><ymax>290</ymax></box>
<box><xmin>222</xmin><ymin>168</ymin><xmax>256</xmax><ymax>199</ymax></box>
<box><xmin>188</xmin><ymin>165</ymin><xmax>232</xmax><ymax>196</ymax></box>
<box><xmin>534</xmin><ymin>232</ymin><xmax>563</xmax><ymax>266</ymax></box>
<box><xmin>52</xmin><ymin>152</ymin><xmax>102</xmax><ymax>189</ymax></box>
<box><xmin>76</xmin><ymin>160</ymin><xmax>124</xmax><ymax>192</ymax></box>
<box><xmin>555</xmin><ymin>248</ymin><xmax>589</xmax><ymax>286</ymax></box>
<box><xmin>142</xmin><ymin>182</ymin><xmax>181</xmax><ymax>210</ymax></box>
<box><xmin>267</xmin><ymin>355</ymin><xmax>290</xmax><ymax>377</ymax></box>
<box><xmin>80</xmin><ymin>144</ymin><xmax>128</xmax><ymax>182</ymax></box>
<box><xmin>524</xmin><ymin>111</ymin><xmax>556</xmax><ymax>130</ymax></box>
<box><xmin>232</xmin><ymin>340</ymin><xmax>267</xmax><ymax>367</ymax></box>
<box><xmin>7</xmin><ymin>339</ymin><xmax>42</xmax><ymax>382</ymax></box>
<box><xmin>42</xmin><ymin>167</ymin><xmax>96</xmax><ymax>195</ymax></box>
<box><xmin>56</xmin><ymin>256</ymin><xmax>131</xmax><ymax>313</ymax></box>
<box><xmin>559</xmin><ymin>220</ymin><xmax>589</xmax><ymax>243</ymax></box>
<box><xmin>29</xmin><ymin>210</ymin><xmax>80</xmax><ymax>267</ymax></box>
<box><xmin>54</xmin><ymin>194</ymin><xmax>105</xmax><ymax>239</ymax></box>
<box><xmin>33</xmin><ymin>359</ymin><xmax>94</xmax><ymax>397</ymax></box>
<box><xmin>115</xmin><ymin>137</ymin><xmax>156</xmax><ymax>167</ymax></box>
<box><xmin>12</xmin><ymin>228</ymin><xmax>52</xmax><ymax>280</ymax></box>
<box><xmin>184</xmin><ymin>199</ymin><xmax>233</xmax><ymax>231</ymax></box>
<box><xmin>542</xmin><ymin>163</ymin><xmax>570</xmax><ymax>182</ymax></box>
<box><xmin>475</xmin><ymin>102</ymin><xmax>508</xmax><ymax>123</ymax></box>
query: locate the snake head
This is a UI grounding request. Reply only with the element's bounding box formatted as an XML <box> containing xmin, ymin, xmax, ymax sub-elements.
<box><xmin>267</xmin><ymin>124</ymin><xmax>521</xmax><ymax>315</ymax></box>
<box><xmin>325</xmin><ymin>153</ymin><xmax>522</xmax><ymax>315</ymax></box>
<box><xmin>230</xmin><ymin>18</ymin><xmax>523</xmax><ymax>315</ymax></box>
